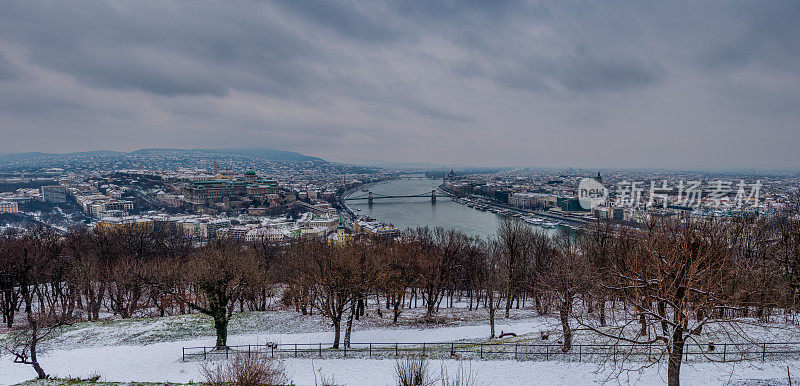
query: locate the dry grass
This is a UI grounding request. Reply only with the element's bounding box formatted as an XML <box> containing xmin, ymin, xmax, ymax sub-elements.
<box><xmin>395</xmin><ymin>355</ymin><xmax>432</xmax><ymax>386</ymax></box>
<box><xmin>201</xmin><ymin>353</ymin><xmax>289</xmax><ymax>385</ymax></box>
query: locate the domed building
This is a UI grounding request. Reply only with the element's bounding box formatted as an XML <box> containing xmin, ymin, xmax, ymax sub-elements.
<box><xmin>244</xmin><ymin>170</ymin><xmax>257</xmax><ymax>183</ymax></box>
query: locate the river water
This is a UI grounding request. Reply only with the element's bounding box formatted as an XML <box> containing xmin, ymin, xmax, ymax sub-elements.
<box><xmin>346</xmin><ymin>177</ymin><xmax>556</xmax><ymax>239</ymax></box>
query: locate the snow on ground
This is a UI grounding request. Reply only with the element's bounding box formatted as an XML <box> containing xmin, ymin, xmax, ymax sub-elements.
<box><xmin>3</xmin><ymin>346</ymin><xmax>799</xmax><ymax>385</ymax></box>
<box><xmin>1</xmin><ymin>314</ymin><xmax>547</xmax><ymax>384</ymax></box>
<box><xmin>284</xmin><ymin>359</ymin><xmax>800</xmax><ymax>386</ymax></box>
<box><xmin>2</xmin><ymin>307</ymin><xmax>800</xmax><ymax>385</ymax></box>
<box><xmin>36</xmin><ymin>305</ymin><xmax>558</xmax><ymax>349</ymax></box>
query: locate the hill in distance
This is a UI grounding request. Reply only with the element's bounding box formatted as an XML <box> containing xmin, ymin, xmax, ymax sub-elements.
<box><xmin>0</xmin><ymin>150</ymin><xmax>125</xmax><ymax>162</ymax></box>
<box><xmin>0</xmin><ymin>148</ymin><xmax>325</xmax><ymax>163</ymax></box>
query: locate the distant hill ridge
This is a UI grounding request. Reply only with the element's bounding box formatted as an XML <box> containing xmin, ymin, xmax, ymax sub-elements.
<box><xmin>0</xmin><ymin>148</ymin><xmax>325</xmax><ymax>163</ymax></box>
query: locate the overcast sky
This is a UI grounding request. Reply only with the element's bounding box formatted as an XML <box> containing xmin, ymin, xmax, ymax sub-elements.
<box><xmin>0</xmin><ymin>1</ymin><xmax>798</xmax><ymax>169</ymax></box>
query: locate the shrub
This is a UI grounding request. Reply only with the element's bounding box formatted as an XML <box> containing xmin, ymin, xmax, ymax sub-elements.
<box><xmin>201</xmin><ymin>353</ymin><xmax>289</xmax><ymax>385</ymax></box>
<box><xmin>395</xmin><ymin>356</ymin><xmax>431</xmax><ymax>386</ymax></box>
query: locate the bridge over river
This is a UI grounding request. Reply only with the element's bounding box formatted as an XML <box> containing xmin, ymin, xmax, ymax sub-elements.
<box><xmin>344</xmin><ymin>189</ymin><xmax>453</xmax><ymax>204</ymax></box>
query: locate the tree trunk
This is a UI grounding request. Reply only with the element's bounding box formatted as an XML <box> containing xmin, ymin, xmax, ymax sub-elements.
<box><xmin>560</xmin><ymin>294</ymin><xmax>572</xmax><ymax>352</ymax></box>
<box><xmin>668</xmin><ymin>327</ymin><xmax>685</xmax><ymax>386</ymax></box>
<box><xmin>658</xmin><ymin>300</ymin><xmax>668</xmax><ymax>337</ymax></box>
<box><xmin>29</xmin><ymin>329</ymin><xmax>47</xmax><ymax>379</ymax></box>
<box><xmin>535</xmin><ymin>295</ymin><xmax>544</xmax><ymax>315</ymax></box>
<box><xmin>213</xmin><ymin>313</ymin><xmax>228</xmax><ymax>348</ymax></box>
<box><xmin>2</xmin><ymin>288</ymin><xmax>15</xmax><ymax>328</ymax></box>
<box><xmin>639</xmin><ymin>311</ymin><xmax>648</xmax><ymax>336</ymax></box>
<box><xmin>332</xmin><ymin>317</ymin><xmax>342</xmax><ymax>349</ymax></box>
<box><xmin>599</xmin><ymin>297</ymin><xmax>606</xmax><ymax>326</ymax></box>
<box><xmin>586</xmin><ymin>294</ymin><xmax>594</xmax><ymax>314</ymax></box>
<box><xmin>32</xmin><ymin>360</ymin><xmax>47</xmax><ymax>380</ymax></box>
<box><xmin>344</xmin><ymin>304</ymin><xmax>355</xmax><ymax>348</ymax></box>
<box><xmin>356</xmin><ymin>295</ymin><xmax>365</xmax><ymax>320</ymax></box>
<box><xmin>425</xmin><ymin>289</ymin><xmax>436</xmax><ymax>318</ymax></box>
<box><xmin>694</xmin><ymin>308</ymin><xmax>704</xmax><ymax>335</ymax></box>
<box><xmin>393</xmin><ymin>299</ymin><xmax>401</xmax><ymax>324</ymax></box>
<box><xmin>489</xmin><ymin>307</ymin><xmax>496</xmax><ymax>338</ymax></box>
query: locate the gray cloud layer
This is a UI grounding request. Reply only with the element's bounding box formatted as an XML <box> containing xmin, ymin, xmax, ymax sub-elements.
<box><xmin>0</xmin><ymin>0</ymin><xmax>798</xmax><ymax>168</ymax></box>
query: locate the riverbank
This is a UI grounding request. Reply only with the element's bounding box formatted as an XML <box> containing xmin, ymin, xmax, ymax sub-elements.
<box><xmin>337</xmin><ymin>179</ymin><xmax>391</xmax><ymax>227</ymax></box>
<box><xmin>344</xmin><ymin>178</ymin><xmax>505</xmax><ymax>237</ymax></box>
<box><xmin>439</xmin><ymin>185</ymin><xmax>585</xmax><ymax>232</ymax></box>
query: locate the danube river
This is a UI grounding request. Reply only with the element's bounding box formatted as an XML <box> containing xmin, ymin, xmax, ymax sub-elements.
<box><xmin>346</xmin><ymin>177</ymin><xmax>556</xmax><ymax>238</ymax></box>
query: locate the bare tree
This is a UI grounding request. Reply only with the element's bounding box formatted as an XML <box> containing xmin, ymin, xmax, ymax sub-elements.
<box><xmin>581</xmin><ymin>218</ymin><xmax>616</xmax><ymax>326</ymax></box>
<box><xmin>0</xmin><ymin>229</ymin><xmax>21</xmax><ymax>328</ymax></box>
<box><xmin>482</xmin><ymin>238</ymin><xmax>506</xmax><ymax>338</ymax></box>
<box><xmin>344</xmin><ymin>238</ymin><xmax>377</xmax><ymax>348</ymax></box>
<box><xmin>64</xmin><ymin>229</ymin><xmax>105</xmax><ymax>321</ymax></box>
<box><xmin>290</xmin><ymin>239</ymin><xmax>358</xmax><ymax>349</ymax></box>
<box><xmin>496</xmin><ymin>218</ymin><xmax>534</xmax><ymax>317</ymax></box>
<box><xmin>578</xmin><ymin>218</ymin><xmax>742</xmax><ymax>386</ymax></box>
<box><xmin>540</xmin><ymin>230</ymin><xmax>592</xmax><ymax>352</ymax></box>
<box><xmin>162</xmin><ymin>239</ymin><xmax>261</xmax><ymax>348</ymax></box>
<box><xmin>1</xmin><ymin>227</ymin><xmax>75</xmax><ymax>379</ymax></box>
<box><xmin>2</xmin><ymin>311</ymin><xmax>75</xmax><ymax>379</ymax></box>
<box><xmin>409</xmin><ymin>227</ymin><xmax>467</xmax><ymax>319</ymax></box>
<box><xmin>376</xmin><ymin>239</ymin><xmax>418</xmax><ymax>323</ymax></box>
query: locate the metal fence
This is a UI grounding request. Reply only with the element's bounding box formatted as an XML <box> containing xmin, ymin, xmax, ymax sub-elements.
<box><xmin>182</xmin><ymin>341</ymin><xmax>800</xmax><ymax>363</ymax></box>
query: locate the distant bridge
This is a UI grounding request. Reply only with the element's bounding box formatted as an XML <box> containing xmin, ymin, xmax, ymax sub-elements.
<box><xmin>344</xmin><ymin>190</ymin><xmax>453</xmax><ymax>204</ymax></box>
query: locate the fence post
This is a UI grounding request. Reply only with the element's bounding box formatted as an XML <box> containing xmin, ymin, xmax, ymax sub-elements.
<box><xmin>515</xmin><ymin>344</ymin><xmax>518</xmax><ymax>360</ymax></box>
<box><xmin>370</xmin><ymin>343</ymin><xmax>372</xmax><ymax>358</ymax></box>
<box><xmin>295</xmin><ymin>343</ymin><xmax>298</xmax><ymax>358</ymax></box>
<box><xmin>248</xmin><ymin>345</ymin><xmax>251</xmax><ymax>358</ymax></box>
<box><xmin>546</xmin><ymin>345</ymin><xmax>549</xmax><ymax>361</ymax></box>
<box><xmin>203</xmin><ymin>346</ymin><xmax>207</xmax><ymax>360</ymax></box>
<box><xmin>271</xmin><ymin>344</ymin><xmax>274</xmax><ymax>358</ymax></box>
<box><xmin>226</xmin><ymin>346</ymin><xmax>229</xmax><ymax>359</ymax></box>
<box><xmin>396</xmin><ymin>342</ymin><xmax>398</xmax><ymax>356</ymax></box>
<box><xmin>319</xmin><ymin>343</ymin><xmax>322</xmax><ymax>357</ymax></box>
<box><xmin>578</xmin><ymin>345</ymin><xmax>581</xmax><ymax>362</ymax></box>
<box><xmin>612</xmin><ymin>345</ymin><xmax>616</xmax><ymax>362</ymax></box>
<box><xmin>480</xmin><ymin>343</ymin><xmax>483</xmax><ymax>359</ymax></box>
<box><xmin>344</xmin><ymin>344</ymin><xmax>347</xmax><ymax>357</ymax></box>
<box><xmin>723</xmin><ymin>343</ymin><xmax>726</xmax><ymax>362</ymax></box>
<box><xmin>451</xmin><ymin>342</ymin><xmax>455</xmax><ymax>356</ymax></box>
<box><xmin>182</xmin><ymin>347</ymin><xmax>185</xmax><ymax>362</ymax></box>
<box><xmin>762</xmin><ymin>343</ymin><xmax>766</xmax><ymax>362</ymax></box>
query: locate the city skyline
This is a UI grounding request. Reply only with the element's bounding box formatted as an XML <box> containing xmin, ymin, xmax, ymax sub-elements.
<box><xmin>2</xmin><ymin>2</ymin><xmax>800</xmax><ymax>385</ymax></box>
<box><xmin>1</xmin><ymin>1</ymin><xmax>798</xmax><ymax>169</ymax></box>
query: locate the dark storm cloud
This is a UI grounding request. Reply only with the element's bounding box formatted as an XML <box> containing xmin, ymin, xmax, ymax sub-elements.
<box><xmin>0</xmin><ymin>0</ymin><xmax>798</xmax><ymax>168</ymax></box>
<box><xmin>555</xmin><ymin>49</ymin><xmax>664</xmax><ymax>93</ymax></box>
<box><xmin>695</xmin><ymin>0</ymin><xmax>800</xmax><ymax>73</ymax></box>
<box><xmin>0</xmin><ymin>1</ymin><xmax>323</xmax><ymax>97</ymax></box>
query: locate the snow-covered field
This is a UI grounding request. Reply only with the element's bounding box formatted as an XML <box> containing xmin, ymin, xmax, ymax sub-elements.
<box><xmin>1</xmin><ymin>308</ymin><xmax>799</xmax><ymax>385</ymax></box>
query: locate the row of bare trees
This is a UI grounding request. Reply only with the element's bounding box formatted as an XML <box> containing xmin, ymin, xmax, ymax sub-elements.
<box><xmin>2</xmin><ymin>213</ymin><xmax>800</xmax><ymax>384</ymax></box>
